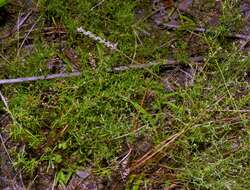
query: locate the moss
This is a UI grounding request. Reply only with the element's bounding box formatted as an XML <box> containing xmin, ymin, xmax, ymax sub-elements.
<box><xmin>0</xmin><ymin>0</ymin><xmax>249</xmax><ymax>189</ymax></box>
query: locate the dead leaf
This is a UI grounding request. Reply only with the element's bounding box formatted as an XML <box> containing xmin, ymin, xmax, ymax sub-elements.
<box><xmin>164</xmin><ymin>0</ymin><xmax>174</xmax><ymax>8</ymax></box>
<box><xmin>178</xmin><ymin>0</ymin><xmax>193</xmax><ymax>12</ymax></box>
<box><xmin>64</xmin><ymin>48</ymin><xmax>80</xmax><ymax>71</ymax></box>
<box><xmin>47</xmin><ymin>55</ymin><xmax>65</xmax><ymax>73</ymax></box>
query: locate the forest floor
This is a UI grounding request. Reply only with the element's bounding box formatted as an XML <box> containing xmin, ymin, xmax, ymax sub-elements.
<box><xmin>0</xmin><ymin>0</ymin><xmax>249</xmax><ymax>189</ymax></box>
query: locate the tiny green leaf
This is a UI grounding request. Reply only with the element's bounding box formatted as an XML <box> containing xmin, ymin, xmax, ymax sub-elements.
<box><xmin>0</xmin><ymin>0</ymin><xmax>7</xmax><ymax>7</ymax></box>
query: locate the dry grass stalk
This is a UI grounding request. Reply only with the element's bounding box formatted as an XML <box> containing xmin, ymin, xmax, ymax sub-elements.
<box><xmin>77</xmin><ymin>27</ymin><xmax>118</xmax><ymax>50</ymax></box>
<box><xmin>129</xmin><ymin>129</ymin><xmax>186</xmax><ymax>172</ymax></box>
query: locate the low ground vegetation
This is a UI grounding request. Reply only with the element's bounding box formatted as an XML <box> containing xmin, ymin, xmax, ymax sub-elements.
<box><xmin>0</xmin><ymin>0</ymin><xmax>249</xmax><ymax>189</ymax></box>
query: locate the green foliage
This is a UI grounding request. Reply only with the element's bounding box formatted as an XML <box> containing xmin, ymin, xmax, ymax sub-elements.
<box><xmin>0</xmin><ymin>0</ymin><xmax>7</xmax><ymax>7</ymax></box>
<box><xmin>56</xmin><ymin>169</ymin><xmax>73</xmax><ymax>185</ymax></box>
<box><xmin>1</xmin><ymin>0</ymin><xmax>249</xmax><ymax>189</ymax></box>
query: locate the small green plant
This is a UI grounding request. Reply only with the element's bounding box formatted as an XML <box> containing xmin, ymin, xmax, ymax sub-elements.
<box><xmin>0</xmin><ymin>0</ymin><xmax>7</xmax><ymax>7</ymax></box>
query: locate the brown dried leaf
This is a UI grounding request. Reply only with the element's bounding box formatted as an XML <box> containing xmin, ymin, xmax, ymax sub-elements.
<box><xmin>163</xmin><ymin>0</ymin><xmax>174</xmax><ymax>8</ymax></box>
<box><xmin>47</xmin><ymin>55</ymin><xmax>65</xmax><ymax>74</ymax></box>
<box><xmin>178</xmin><ymin>0</ymin><xmax>193</xmax><ymax>12</ymax></box>
<box><xmin>64</xmin><ymin>48</ymin><xmax>80</xmax><ymax>71</ymax></box>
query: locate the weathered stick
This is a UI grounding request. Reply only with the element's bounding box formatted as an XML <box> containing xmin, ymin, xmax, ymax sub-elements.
<box><xmin>0</xmin><ymin>56</ymin><xmax>203</xmax><ymax>85</ymax></box>
<box><xmin>0</xmin><ymin>72</ymin><xmax>81</xmax><ymax>85</ymax></box>
<box><xmin>163</xmin><ymin>23</ymin><xmax>250</xmax><ymax>40</ymax></box>
<box><xmin>110</xmin><ymin>56</ymin><xmax>204</xmax><ymax>72</ymax></box>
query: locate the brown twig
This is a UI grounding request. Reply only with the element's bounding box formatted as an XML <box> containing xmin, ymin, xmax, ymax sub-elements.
<box><xmin>163</xmin><ymin>23</ymin><xmax>250</xmax><ymax>40</ymax></box>
<box><xmin>0</xmin><ymin>56</ymin><xmax>203</xmax><ymax>85</ymax></box>
<box><xmin>110</xmin><ymin>56</ymin><xmax>204</xmax><ymax>72</ymax></box>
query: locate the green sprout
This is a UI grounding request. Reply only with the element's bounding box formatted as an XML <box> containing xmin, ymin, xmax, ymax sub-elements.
<box><xmin>0</xmin><ymin>0</ymin><xmax>7</xmax><ymax>7</ymax></box>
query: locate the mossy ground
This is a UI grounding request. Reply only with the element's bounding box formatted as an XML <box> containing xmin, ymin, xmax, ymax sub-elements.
<box><xmin>0</xmin><ymin>0</ymin><xmax>249</xmax><ymax>189</ymax></box>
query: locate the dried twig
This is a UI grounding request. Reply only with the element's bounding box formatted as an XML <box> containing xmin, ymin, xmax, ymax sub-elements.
<box><xmin>119</xmin><ymin>147</ymin><xmax>132</xmax><ymax>180</ymax></box>
<box><xmin>207</xmin><ymin>109</ymin><xmax>250</xmax><ymax>113</ymax></box>
<box><xmin>0</xmin><ymin>56</ymin><xmax>203</xmax><ymax>85</ymax></box>
<box><xmin>110</xmin><ymin>56</ymin><xmax>204</xmax><ymax>72</ymax></box>
<box><xmin>0</xmin><ymin>90</ymin><xmax>9</xmax><ymax>109</ymax></box>
<box><xmin>0</xmin><ymin>72</ymin><xmax>81</xmax><ymax>85</ymax></box>
<box><xmin>163</xmin><ymin>23</ymin><xmax>250</xmax><ymax>40</ymax></box>
<box><xmin>110</xmin><ymin>61</ymin><xmax>163</xmax><ymax>72</ymax></box>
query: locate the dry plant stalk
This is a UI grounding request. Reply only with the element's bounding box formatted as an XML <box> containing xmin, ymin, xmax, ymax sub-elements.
<box><xmin>0</xmin><ymin>90</ymin><xmax>25</xmax><ymax>189</ymax></box>
<box><xmin>129</xmin><ymin>129</ymin><xmax>186</xmax><ymax>172</ymax></box>
<box><xmin>77</xmin><ymin>27</ymin><xmax>118</xmax><ymax>50</ymax></box>
<box><xmin>163</xmin><ymin>23</ymin><xmax>250</xmax><ymax>40</ymax></box>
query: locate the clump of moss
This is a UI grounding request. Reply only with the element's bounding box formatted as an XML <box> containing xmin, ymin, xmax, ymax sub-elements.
<box><xmin>0</xmin><ymin>0</ymin><xmax>7</xmax><ymax>8</ymax></box>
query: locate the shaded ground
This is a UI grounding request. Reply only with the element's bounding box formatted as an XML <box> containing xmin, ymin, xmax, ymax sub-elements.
<box><xmin>0</xmin><ymin>0</ymin><xmax>250</xmax><ymax>189</ymax></box>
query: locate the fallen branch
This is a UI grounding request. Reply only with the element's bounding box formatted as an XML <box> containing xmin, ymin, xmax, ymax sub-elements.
<box><xmin>0</xmin><ymin>72</ymin><xmax>81</xmax><ymax>85</ymax></box>
<box><xmin>163</xmin><ymin>23</ymin><xmax>250</xmax><ymax>40</ymax></box>
<box><xmin>109</xmin><ymin>61</ymin><xmax>163</xmax><ymax>72</ymax></box>
<box><xmin>110</xmin><ymin>56</ymin><xmax>204</xmax><ymax>72</ymax></box>
<box><xmin>0</xmin><ymin>56</ymin><xmax>203</xmax><ymax>85</ymax></box>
